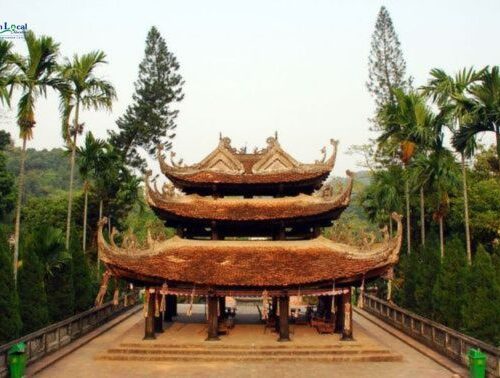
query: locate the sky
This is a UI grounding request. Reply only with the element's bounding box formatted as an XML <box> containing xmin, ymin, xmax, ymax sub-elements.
<box><xmin>1</xmin><ymin>0</ymin><xmax>500</xmax><ymax>177</ymax></box>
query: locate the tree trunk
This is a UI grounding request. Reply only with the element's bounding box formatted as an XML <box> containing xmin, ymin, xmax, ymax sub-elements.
<box><xmin>495</xmin><ymin>125</ymin><xmax>500</xmax><ymax>171</ymax></box>
<box><xmin>420</xmin><ymin>186</ymin><xmax>425</xmax><ymax>247</ymax></box>
<box><xmin>13</xmin><ymin>137</ymin><xmax>27</xmax><ymax>286</ymax></box>
<box><xmin>461</xmin><ymin>153</ymin><xmax>472</xmax><ymax>265</ymax></box>
<box><xmin>405</xmin><ymin>179</ymin><xmax>411</xmax><ymax>255</ymax></box>
<box><xmin>65</xmin><ymin>100</ymin><xmax>80</xmax><ymax>250</ymax></box>
<box><xmin>439</xmin><ymin>216</ymin><xmax>444</xmax><ymax>260</ymax></box>
<box><xmin>97</xmin><ymin>199</ymin><xmax>103</xmax><ymax>279</ymax></box>
<box><xmin>82</xmin><ymin>184</ymin><xmax>88</xmax><ymax>253</ymax></box>
<box><xmin>389</xmin><ymin>213</ymin><xmax>393</xmax><ymax>237</ymax></box>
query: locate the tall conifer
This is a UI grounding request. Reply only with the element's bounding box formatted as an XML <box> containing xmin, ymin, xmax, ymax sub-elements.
<box><xmin>109</xmin><ymin>26</ymin><xmax>184</xmax><ymax>172</ymax></box>
<box><xmin>367</xmin><ymin>6</ymin><xmax>411</xmax><ymax>111</ymax></box>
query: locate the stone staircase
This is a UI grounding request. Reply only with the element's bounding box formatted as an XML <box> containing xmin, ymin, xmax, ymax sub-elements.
<box><xmin>96</xmin><ymin>342</ymin><xmax>403</xmax><ymax>363</ymax></box>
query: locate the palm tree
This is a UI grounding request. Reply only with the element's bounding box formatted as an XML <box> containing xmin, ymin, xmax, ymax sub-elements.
<box><xmin>422</xmin><ymin>67</ymin><xmax>483</xmax><ymax>264</ymax></box>
<box><xmin>59</xmin><ymin>51</ymin><xmax>116</xmax><ymax>249</ymax></box>
<box><xmin>76</xmin><ymin>132</ymin><xmax>106</xmax><ymax>252</ymax></box>
<box><xmin>11</xmin><ymin>31</ymin><xmax>61</xmax><ymax>284</ymax></box>
<box><xmin>454</xmin><ymin>66</ymin><xmax>500</xmax><ymax>168</ymax></box>
<box><xmin>377</xmin><ymin>88</ymin><xmax>435</xmax><ymax>254</ymax></box>
<box><xmin>411</xmin><ymin>146</ymin><xmax>459</xmax><ymax>258</ymax></box>
<box><xmin>0</xmin><ymin>40</ymin><xmax>15</xmax><ymax>106</ymax></box>
<box><xmin>361</xmin><ymin>166</ymin><xmax>403</xmax><ymax>236</ymax></box>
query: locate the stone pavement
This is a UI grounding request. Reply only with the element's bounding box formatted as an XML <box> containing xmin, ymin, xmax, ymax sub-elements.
<box><xmin>35</xmin><ymin>304</ymin><xmax>463</xmax><ymax>378</ymax></box>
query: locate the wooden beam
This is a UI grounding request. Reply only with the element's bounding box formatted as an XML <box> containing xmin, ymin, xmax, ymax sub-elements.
<box><xmin>144</xmin><ymin>288</ymin><xmax>156</xmax><ymax>340</ymax></box>
<box><xmin>278</xmin><ymin>295</ymin><xmax>290</xmax><ymax>342</ymax></box>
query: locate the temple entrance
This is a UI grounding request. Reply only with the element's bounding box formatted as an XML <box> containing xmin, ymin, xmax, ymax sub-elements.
<box><xmin>142</xmin><ymin>290</ymin><xmax>355</xmax><ymax>342</ymax></box>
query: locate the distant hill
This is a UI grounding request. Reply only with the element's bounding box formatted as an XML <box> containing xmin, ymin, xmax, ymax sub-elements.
<box><xmin>5</xmin><ymin>147</ymin><xmax>81</xmax><ymax>198</ymax></box>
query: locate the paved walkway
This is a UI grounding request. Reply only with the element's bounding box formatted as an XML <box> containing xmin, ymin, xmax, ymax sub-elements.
<box><xmin>35</xmin><ymin>304</ymin><xmax>463</xmax><ymax>378</ymax></box>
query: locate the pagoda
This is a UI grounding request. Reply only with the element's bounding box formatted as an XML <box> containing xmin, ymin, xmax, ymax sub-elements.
<box><xmin>98</xmin><ymin>135</ymin><xmax>402</xmax><ymax>342</ymax></box>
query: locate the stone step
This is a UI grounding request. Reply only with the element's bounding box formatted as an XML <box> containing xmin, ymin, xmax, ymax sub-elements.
<box><xmin>107</xmin><ymin>347</ymin><xmax>394</xmax><ymax>356</ymax></box>
<box><xmin>119</xmin><ymin>342</ymin><xmax>369</xmax><ymax>350</ymax></box>
<box><xmin>96</xmin><ymin>353</ymin><xmax>403</xmax><ymax>363</ymax></box>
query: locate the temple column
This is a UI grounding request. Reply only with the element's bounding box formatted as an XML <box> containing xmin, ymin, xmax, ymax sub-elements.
<box><xmin>144</xmin><ymin>288</ymin><xmax>156</xmax><ymax>340</ymax></box>
<box><xmin>334</xmin><ymin>295</ymin><xmax>343</xmax><ymax>333</ymax></box>
<box><xmin>313</xmin><ymin>226</ymin><xmax>321</xmax><ymax>238</ymax></box>
<box><xmin>206</xmin><ymin>295</ymin><xmax>220</xmax><ymax>341</ymax></box>
<box><xmin>271</xmin><ymin>297</ymin><xmax>279</xmax><ymax>332</ymax></box>
<box><xmin>341</xmin><ymin>288</ymin><xmax>354</xmax><ymax>341</ymax></box>
<box><xmin>324</xmin><ymin>296</ymin><xmax>333</xmax><ymax>321</ymax></box>
<box><xmin>164</xmin><ymin>294</ymin><xmax>174</xmax><ymax>322</ymax></box>
<box><xmin>219</xmin><ymin>296</ymin><xmax>226</xmax><ymax>319</ymax></box>
<box><xmin>278</xmin><ymin>294</ymin><xmax>290</xmax><ymax>342</ymax></box>
<box><xmin>173</xmin><ymin>295</ymin><xmax>178</xmax><ymax>316</ymax></box>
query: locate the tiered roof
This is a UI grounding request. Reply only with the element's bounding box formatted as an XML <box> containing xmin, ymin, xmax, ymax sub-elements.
<box><xmin>158</xmin><ymin>136</ymin><xmax>338</xmax><ymax>195</ymax></box>
<box><xmin>98</xmin><ymin>134</ymin><xmax>403</xmax><ymax>293</ymax></box>
<box><xmin>98</xmin><ymin>213</ymin><xmax>402</xmax><ymax>288</ymax></box>
<box><xmin>145</xmin><ymin>170</ymin><xmax>354</xmax><ymax>224</ymax></box>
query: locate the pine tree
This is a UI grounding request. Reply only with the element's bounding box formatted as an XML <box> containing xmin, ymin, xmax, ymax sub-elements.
<box><xmin>71</xmin><ymin>235</ymin><xmax>94</xmax><ymax>313</ymax></box>
<box><xmin>0</xmin><ymin>226</ymin><xmax>22</xmax><ymax>343</ymax></box>
<box><xmin>367</xmin><ymin>6</ymin><xmax>411</xmax><ymax>111</ymax></box>
<box><xmin>18</xmin><ymin>238</ymin><xmax>49</xmax><ymax>334</ymax></box>
<box><xmin>109</xmin><ymin>26</ymin><xmax>184</xmax><ymax>172</ymax></box>
<box><xmin>462</xmin><ymin>245</ymin><xmax>500</xmax><ymax>345</ymax></box>
<box><xmin>413</xmin><ymin>235</ymin><xmax>441</xmax><ymax>318</ymax></box>
<box><xmin>432</xmin><ymin>237</ymin><xmax>468</xmax><ymax>329</ymax></box>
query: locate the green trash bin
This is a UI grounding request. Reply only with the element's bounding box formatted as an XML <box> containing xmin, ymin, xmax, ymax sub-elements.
<box><xmin>468</xmin><ymin>348</ymin><xmax>486</xmax><ymax>378</ymax></box>
<box><xmin>8</xmin><ymin>342</ymin><xmax>26</xmax><ymax>378</ymax></box>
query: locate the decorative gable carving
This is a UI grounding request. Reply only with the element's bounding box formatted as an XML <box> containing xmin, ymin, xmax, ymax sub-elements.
<box><xmin>252</xmin><ymin>137</ymin><xmax>300</xmax><ymax>173</ymax></box>
<box><xmin>198</xmin><ymin>137</ymin><xmax>245</xmax><ymax>174</ymax></box>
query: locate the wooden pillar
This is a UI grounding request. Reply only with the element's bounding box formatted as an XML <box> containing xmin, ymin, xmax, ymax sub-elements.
<box><xmin>144</xmin><ymin>288</ymin><xmax>156</xmax><ymax>340</ymax></box>
<box><xmin>334</xmin><ymin>294</ymin><xmax>343</xmax><ymax>333</ymax></box>
<box><xmin>164</xmin><ymin>294</ymin><xmax>174</xmax><ymax>322</ymax></box>
<box><xmin>313</xmin><ymin>226</ymin><xmax>321</xmax><ymax>238</ymax></box>
<box><xmin>219</xmin><ymin>296</ymin><xmax>226</xmax><ymax>318</ymax></box>
<box><xmin>206</xmin><ymin>295</ymin><xmax>220</xmax><ymax>341</ymax></box>
<box><xmin>278</xmin><ymin>295</ymin><xmax>290</xmax><ymax>342</ymax></box>
<box><xmin>341</xmin><ymin>289</ymin><xmax>353</xmax><ymax>341</ymax></box>
<box><xmin>271</xmin><ymin>297</ymin><xmax>279</xmax><ymax>332</ymax></box>
<box><xmin>324</xmin><ymin>296</ymin><xmax>333</xmax><ymax>321</ymax></box>
<box><xmin>211</xmin><ymin>221</ymin><xmax>218</xmax><ymax>240</ymax></box>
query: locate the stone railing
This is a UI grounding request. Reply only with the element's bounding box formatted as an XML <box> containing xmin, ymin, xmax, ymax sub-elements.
<box><xmin>0</xmin><ymin>292</ymin><xmax>139</xmax><ymax>377</ymax></box>
<box><xmin>362</xmin><ymin>293</ymin><xmax>500</xmax><ymax>377</ymax></box>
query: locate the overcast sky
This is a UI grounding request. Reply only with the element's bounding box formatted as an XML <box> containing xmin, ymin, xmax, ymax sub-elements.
<box><xmin>2</xmin><ymin>0</ymin><xmax>499</xmax><ymax>176</ymax></box>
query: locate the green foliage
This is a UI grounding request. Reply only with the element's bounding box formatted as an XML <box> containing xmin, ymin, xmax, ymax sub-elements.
<box><xmin>123</xmin><ymin>194</ymin><xmax>175</xmax><ymax>243</ymax></box>
<box><xmin>0</xmin><ymin>226</ymin><xmax>22</xmax><ymax>343</ymax></box>
<box><xmin>109</xmin><ymin>26</ymin><xmax>184</xmax><ymax>171</ymax></box>
<box><xmin>71</xmin><ymin>236</ymin><xmax>94</xmax><ymax>312</ymax></box>
<box><xmin>5</xmin><ymin>147</ymin><xmax>81</xmax><ymax>197</ymax></box>
<box><xmin>432</xmin><ymin>237</ymin><xmax>468</xmax><ymax>329</ymax></box>
<box><xmin>462</xmin><ymin>245</ymin><xmax>500</xmax><ymax>345</ymax></box>
<box><xmin>46</xmin><ymin>259</ymin><xmax>74</xmax><ymax>322</ymax></box>
<box><xmin>449</xmin><ymin>175</ymin><xmax>500</xmax><ymax>247</ymax></box>
<box><xmin>0</xmin><ymin>132</ymin><xmax>15</xmax><ymax>219</ymax></box>
<box><xmin>18</xmin><ymin>237</ymin><xmax>49</xmax><ymax>334</ymax></box>
<box><xmin>360</xmin><ymin>165</ymin><xmax>404</xmax><ymax>225</ymax></box>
